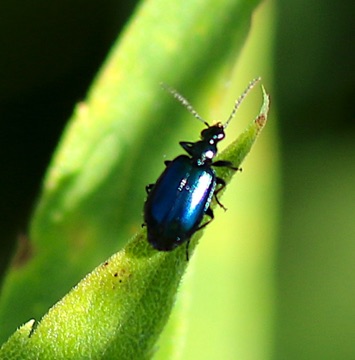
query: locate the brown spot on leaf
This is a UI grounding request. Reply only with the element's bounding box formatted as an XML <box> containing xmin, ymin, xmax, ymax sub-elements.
<box><xmin>12</xmin><ymin>234</ymin><xmax>34</xmax><ymax>268</ymax></box>
<box><xmin>255</xmin><ymin>114</ymin><xmax>266</xmax><ymax>128</ymax></box>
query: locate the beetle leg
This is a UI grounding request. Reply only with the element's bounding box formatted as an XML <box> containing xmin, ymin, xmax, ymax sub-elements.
<box><xmin>214</xmin><ymin>177</ymin><xmax>228</xmax><ymax>210</ymax></box>
<box><xmin>196</xmin><ymin>206</ymin><xmax>214</xmax><ymax>231</ymax></box>
<box><xmin>185</xmin><ymin>207</ymin><xmax>215</xmax><ymax>261</ymax></box>
<box><xmin>205</xmin><ymin>206</ymin><xmax>214</xmax><ymax>220</ymax></box>
<box><xmin>180</xmin><ymin>141</ymin><xmax>195</xmax><ymax>156</ymax></box>
<box><xmin>212</xmin><ymin>160</ymin><xmax>240</xmax><ymax>171</ymax></box>
<box><xmin>185</xmin><ymin>240</ymin><xmax>190</xmax><ymax>261</ymax></box>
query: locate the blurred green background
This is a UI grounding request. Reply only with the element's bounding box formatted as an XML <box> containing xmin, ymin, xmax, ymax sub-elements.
<box><xmin>0</xmin><ymin>0</ymin><xmax>354</xmax><ymax>359</ymax></box>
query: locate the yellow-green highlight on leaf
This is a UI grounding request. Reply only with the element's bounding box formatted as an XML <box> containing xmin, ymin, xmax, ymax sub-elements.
<box><xmin>0</xmin><ymin>84</ymin><xmax>270</xmax><ymax>360</ymax></box>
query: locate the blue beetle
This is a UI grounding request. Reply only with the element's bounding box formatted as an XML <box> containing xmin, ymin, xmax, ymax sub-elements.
<box><xmin>144</xmin><ymin>78</ymin><xmax>260</xmax><ymax>259</ymax></box>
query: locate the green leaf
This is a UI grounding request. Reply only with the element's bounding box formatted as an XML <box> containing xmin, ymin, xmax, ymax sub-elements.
<box><xmin>0</xmin><ymin>85</ymin><xmax>269</xmax><ymax>359</ymax></box>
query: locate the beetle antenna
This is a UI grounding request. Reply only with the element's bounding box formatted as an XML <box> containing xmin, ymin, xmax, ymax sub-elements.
<box><xmin>224</xmin><ymin>77</ymin><xmax>261</xmax><ymax>128</ymax></box>
<box><xmin>161</xmin><ymin>83</ymin><xmax>209</xmax><ymax>127</ymax></box>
